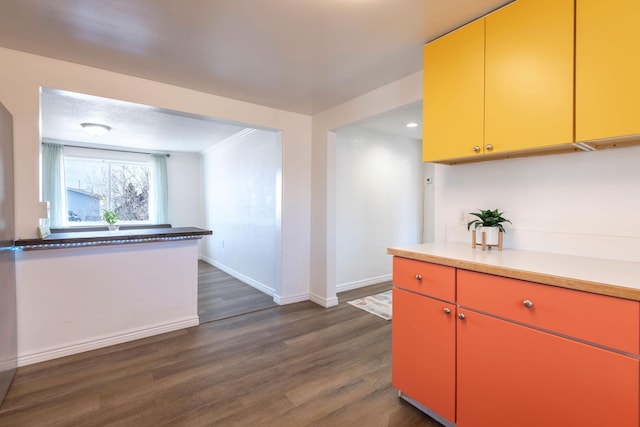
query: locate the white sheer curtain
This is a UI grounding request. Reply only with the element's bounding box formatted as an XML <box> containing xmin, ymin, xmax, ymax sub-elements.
<box><xmin>41</xmin><ymin>143</ymin><xmax>66</xmax><ymax>227</ymax></box>
<box><xmin>150</xmin><ymin>153</ymin><xmax>168</xmax><ymax>224</ymax></box>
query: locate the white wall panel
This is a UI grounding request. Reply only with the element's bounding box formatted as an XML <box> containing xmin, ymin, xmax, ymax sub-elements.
<box><xmin>335</xmin><ymin>127</ymin><xmax>423</xmax><ymax>291</ymax></box>
<box><xmin>201</xmin><ymin>129</ymin><xmax>281</xmax><ymax>297</ymax></box>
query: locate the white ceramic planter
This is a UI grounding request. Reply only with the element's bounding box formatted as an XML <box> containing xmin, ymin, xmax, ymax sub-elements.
<box><xmin>475</xmin><ymin>226</ymin><xmax>500</xmax><ymax>245</ymax></box>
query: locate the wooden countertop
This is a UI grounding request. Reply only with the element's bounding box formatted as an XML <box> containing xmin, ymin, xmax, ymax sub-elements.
<box><xmin>15</xmin><ymin>226</ymin><xmax>212</xmax><ymax>250</ymax></box>
<box><xmin>387</xmin><ymin>243</ymin><xmax>640</xmax><ymax>301</ymax></box>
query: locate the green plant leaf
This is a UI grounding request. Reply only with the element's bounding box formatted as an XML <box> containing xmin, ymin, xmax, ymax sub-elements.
<box><xmin>102</xmin><ymin>209</ymin><xmax>119</xmax><ymax>225</ymax></box>
<box><xmin>467</xmin><ymin>208</ymin><xmax>511</xmax><ymax>233</ymax></box>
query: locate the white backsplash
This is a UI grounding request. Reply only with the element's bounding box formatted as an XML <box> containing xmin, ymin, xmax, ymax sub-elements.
<box><xmin>433</xmin><ymin>145</ymin><xmax>640</xmax><ymax>262</ymax></box>
<box><xmin>445</xmin><ymin>224</ymin><xmax>640</xmax><ymax>262</ymax></box>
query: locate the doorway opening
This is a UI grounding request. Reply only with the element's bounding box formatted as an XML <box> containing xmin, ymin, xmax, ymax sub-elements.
<box><xmin>40</xmin><ymin>87</ymin><xmax>282</xmax><ymax>323</ymax></box>
<box><xmin>333</xmin><ymin>101</ymin><xmax>431</xmax><ymax>295</ymax></box>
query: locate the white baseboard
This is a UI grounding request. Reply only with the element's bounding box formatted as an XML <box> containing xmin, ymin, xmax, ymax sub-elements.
<box><xmin>17</xmin><ymin>316</ymin><xmax>199</xmax><ymax>367</ymax></box>
<box><xmin>309</xmin><ymin>293</ymin><xmax>339</xmax><ymax>308</ymax></box>
<box><xmin>274</xmin><ymin>292</ymin><xmax>311</xmax><ymax>306</ymax></box>
<box><xmin>200</xmin><ymin>256</ymin><xmax>275</xmax><ymax>297</ymax></box>
<box><xmin>336</xmin><ymin>274</ymin><xmax>392</xmax><ymax>293</ymax></box>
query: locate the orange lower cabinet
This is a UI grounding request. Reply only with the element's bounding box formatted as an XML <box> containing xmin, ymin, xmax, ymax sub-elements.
<box><xmin>392</xmin><ymin>288</ymin><xmax>456</xmax><ymax>424</ymax></box>
<box><xmin>456</xmin><ymin>310</ymin><xmax>639</xmax><ymax>427</ymax></box>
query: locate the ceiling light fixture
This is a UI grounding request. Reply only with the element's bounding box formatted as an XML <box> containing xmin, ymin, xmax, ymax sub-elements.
<box><xmin>80</xmin><ymin>122</ymin><xmax>112</xmax><ymax>136</ymax></box>
<box><xmin>406</xmin><ymin>122</ymin><xmax>418</xmax><ymax>128</ymax></box>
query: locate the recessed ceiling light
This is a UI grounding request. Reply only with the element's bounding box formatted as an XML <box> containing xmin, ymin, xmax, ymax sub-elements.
<box><xmin>80</xmin><ymin>122</ymin><xmax>112</xmax><ymax>136</ymax></box>
<box><xmin>406</xmin><ymin>122</ymin><xmax>418</xmax><ymax>128</ymax></box>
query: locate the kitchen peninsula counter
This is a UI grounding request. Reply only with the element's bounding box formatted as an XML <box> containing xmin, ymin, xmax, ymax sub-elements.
<box><xmin>387</xmin><ymin>243</ymin><xmax>640</xmax><ymax>301</ymax></box>
<box><xmin>15</xmin><ymin>226</ymin><xmax>212</xmax><ymax>250</ymax></box>
<box><xmin>15</xmin><ymin>226</ymin><xmax>211</xmax><ymax>367</ymax></box>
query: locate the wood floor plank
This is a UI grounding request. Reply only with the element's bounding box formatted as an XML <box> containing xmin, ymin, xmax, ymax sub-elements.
<box><xmin>0</xmin><ymin>274</ymin><xmax>440</xmax><ymax>426</ymax></box>
<box><xmin>198</xmin><ymin>261</ymin><xmax>278</xmax><ymax>323</ymax></box>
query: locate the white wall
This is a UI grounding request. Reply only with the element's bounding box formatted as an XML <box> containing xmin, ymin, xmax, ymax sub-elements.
<box><xmin>335</xmin><ymin>126</ymin><xmax>423</xmax><ymax>291</ymax></box>
<box><xmin>433</xmin><ymin>146</ymin><xmax>640</xmax><ymax>262</ymax></box>
<box><xmin>201</xmin><ymin>129</ymin><xmax>282</xmax><ymax>298</ymax></box>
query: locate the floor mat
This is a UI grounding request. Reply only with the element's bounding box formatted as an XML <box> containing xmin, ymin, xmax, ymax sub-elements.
<box><xmin>347</xmin><ymin>290</ymin><xmax>392</xmax><ymax>320</ymax></box>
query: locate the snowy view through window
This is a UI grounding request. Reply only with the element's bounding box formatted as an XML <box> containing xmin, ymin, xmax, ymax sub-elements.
<box><xmin>65</xmin><ymin>157</ymin><xmax>149</xmax><ymax>224</ymax></box>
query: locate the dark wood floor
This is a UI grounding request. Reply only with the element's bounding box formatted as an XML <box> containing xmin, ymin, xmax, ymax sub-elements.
<box><xmin>0</xmin><ymin>280</ymin><xmax>440</xmax><ymax>426</ymax></box>
<box><xmin>198</xmin><ymin>261</ymin><xmax>278</xmax><ymax>323</ymax></box>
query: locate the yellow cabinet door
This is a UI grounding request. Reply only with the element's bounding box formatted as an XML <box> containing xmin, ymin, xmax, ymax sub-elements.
<box><xmin>576</xmin><ymin>0</ymin><xmax>640</xmax><ymax>142</ymax></box>
<box><xmin>423</xmin><ymin>19</ymin><xmax>484</xmax><ymax>162</ymax></box>
<box><xmin>485</xmin><ymin>0</ymin><xmax>574</xmax><ymax>154</ymax></box>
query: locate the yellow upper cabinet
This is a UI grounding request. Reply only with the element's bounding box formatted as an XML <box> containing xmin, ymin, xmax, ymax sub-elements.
<box><xmin>423</xmin><ymin>19</ymin><xmax>485</xmax><ymax>162</ymax></box>
<box><xmin>484</xmin><ymin>0</ymin><xmax>574</xmax><ymax>154</ymax></box>
<box><xmin>576</xmin><ymin>0</ymin><xmax>640</xmax><ymax>142</ymax></box>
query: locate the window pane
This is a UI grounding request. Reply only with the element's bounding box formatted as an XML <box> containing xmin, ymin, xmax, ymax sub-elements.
<box><xmin>65</xmin><ymin>156</ymin><xmax>149</xmax><ymax>224</ymax></box>
<box><xmin>65</xmin><ymin>158</ymin><xmax>107</xmax><ymax>222</ymax></box>
<box><xmin>110</xmin><ymin>162</ymin><xmax>149</xmax><ymax>221</ymax></box>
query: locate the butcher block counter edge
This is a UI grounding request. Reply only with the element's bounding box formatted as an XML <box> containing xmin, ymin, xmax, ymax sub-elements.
<box><xmin>387</xmin><ymin>243</ymin><xmax>640</xmax><ymax>302</ymax></box>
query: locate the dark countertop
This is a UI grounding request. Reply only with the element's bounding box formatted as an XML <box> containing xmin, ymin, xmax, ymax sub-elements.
<box><xmin>15</xmin><ymin>226</ymin><xmax>212</xmax><ymax>250</ymax></box>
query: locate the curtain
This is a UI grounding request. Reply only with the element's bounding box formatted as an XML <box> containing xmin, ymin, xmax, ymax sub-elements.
<box><xmin>150</xmin><ymin>153</ymin><xmax>168</xmax><ymax>224</ymax></box>
<box><xmin>41</xmin><ymin>143</ymin><xmax>66</xmax><ymax>227</ymax></box>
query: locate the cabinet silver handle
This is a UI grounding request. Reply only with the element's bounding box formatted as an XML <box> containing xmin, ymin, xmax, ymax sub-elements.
<box><xmin>415</xmin><ymin>274</ymin><xmax>422</xmax><ymax>280</ymax></box>
<box><xmin>457</xmin><ymin>313</ymin><xmax>465</xmax><ymax>320</ymax></box>
<box><xmin>443</xmin><ymin>308</ymin><xmax>451</xmax><ymax>314</ymax></box>
<box><xmin>473</xmin><ymin>145</ymin><xmax>480</xmax><ymax>153</ymax></box>
<box><xmin>523</xmin><ymin>300</ymin><xmax>534</xmax><ymax>308</ymax></box>
<box><xmin>485</xmin><ymin>144</ymin><xmax>494</xmax><ymax>151</ymax></box>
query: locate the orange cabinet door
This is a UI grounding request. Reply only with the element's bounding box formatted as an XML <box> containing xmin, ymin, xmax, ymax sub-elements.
<box><xmin>392</xmin><ymin>288</ymin><xmax>456</xmax><ymax>423</ymax></box>
<box><xmin>576</xmin><ymin>0</ymin><xmax>640</xmax><ymax>141</ymax></box>
<box><xmin>485</xmin><ymin>0</ymin><xmax>574</xmax><ymax>153</ymax></box>
<box><xmin>457</xmin><ymin>310</ymin><xmax>639</xmax><ymax>427</ymax></box>
<box><xmin>423</xmin><ymin>18</ymin><xmax>485</xmax><ymax>162</ymax></box>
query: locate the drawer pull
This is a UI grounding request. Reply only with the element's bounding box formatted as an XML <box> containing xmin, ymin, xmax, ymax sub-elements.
<box><xmin>523</xmin><ymin>300</ymin><xmax>534</xmax><ymax>308</ymax></box>
<box><xmin>415</xmin><ymin>274</ymin><xmax>423</xmax><ymax>280</ymax></box>
<box><xmin>473</xmin><ymin>145</ymin><xmax>480</xmax><ymax>153</ymax></box>
<box><xmin>443</xmin><ymin>308</ymin><xmax>451</xmax><ymax>315</ymax></box>
<box><xmin>457</xmin><ymin>313</ymin><xmax>465</xmax><ymax>320</ymax></box>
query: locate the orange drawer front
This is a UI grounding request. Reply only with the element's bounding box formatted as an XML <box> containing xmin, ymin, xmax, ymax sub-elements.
<box><xmin>392</xmin><ymin>257</ymin><xmax>455</xmax><ymax>301</ymax></box>
<box><xmin>457</xmin><ymin>270</ymin><xmax>640</xmax><ymax>354</ymax></box>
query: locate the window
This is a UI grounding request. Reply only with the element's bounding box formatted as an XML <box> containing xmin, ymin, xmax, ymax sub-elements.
<box><xmin>42</xmin><ymin>144</ymin><xmax>167</xmax><ymax>227</ymax></box>
<box><xmin>65</xmin><ymin>156</ymin><xmax>150</xmax><ymax>224</ymax></box>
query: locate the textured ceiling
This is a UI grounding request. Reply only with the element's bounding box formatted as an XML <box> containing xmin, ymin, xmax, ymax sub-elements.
<box><xmin>41</xmin><ymin>89</ymin><xmax>251</xmax><ymax>153</ymax></box>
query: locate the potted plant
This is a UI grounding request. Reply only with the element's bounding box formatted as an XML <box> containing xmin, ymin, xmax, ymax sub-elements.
<box><xmin>102</xmin><ymin>209</ymin><xmax>119</xmax><ymax>231</ymax></box>
<box><xmin>467</xmin><ymin>209</ymin><xmax>511</xmax><ymax>245</ymax></box>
